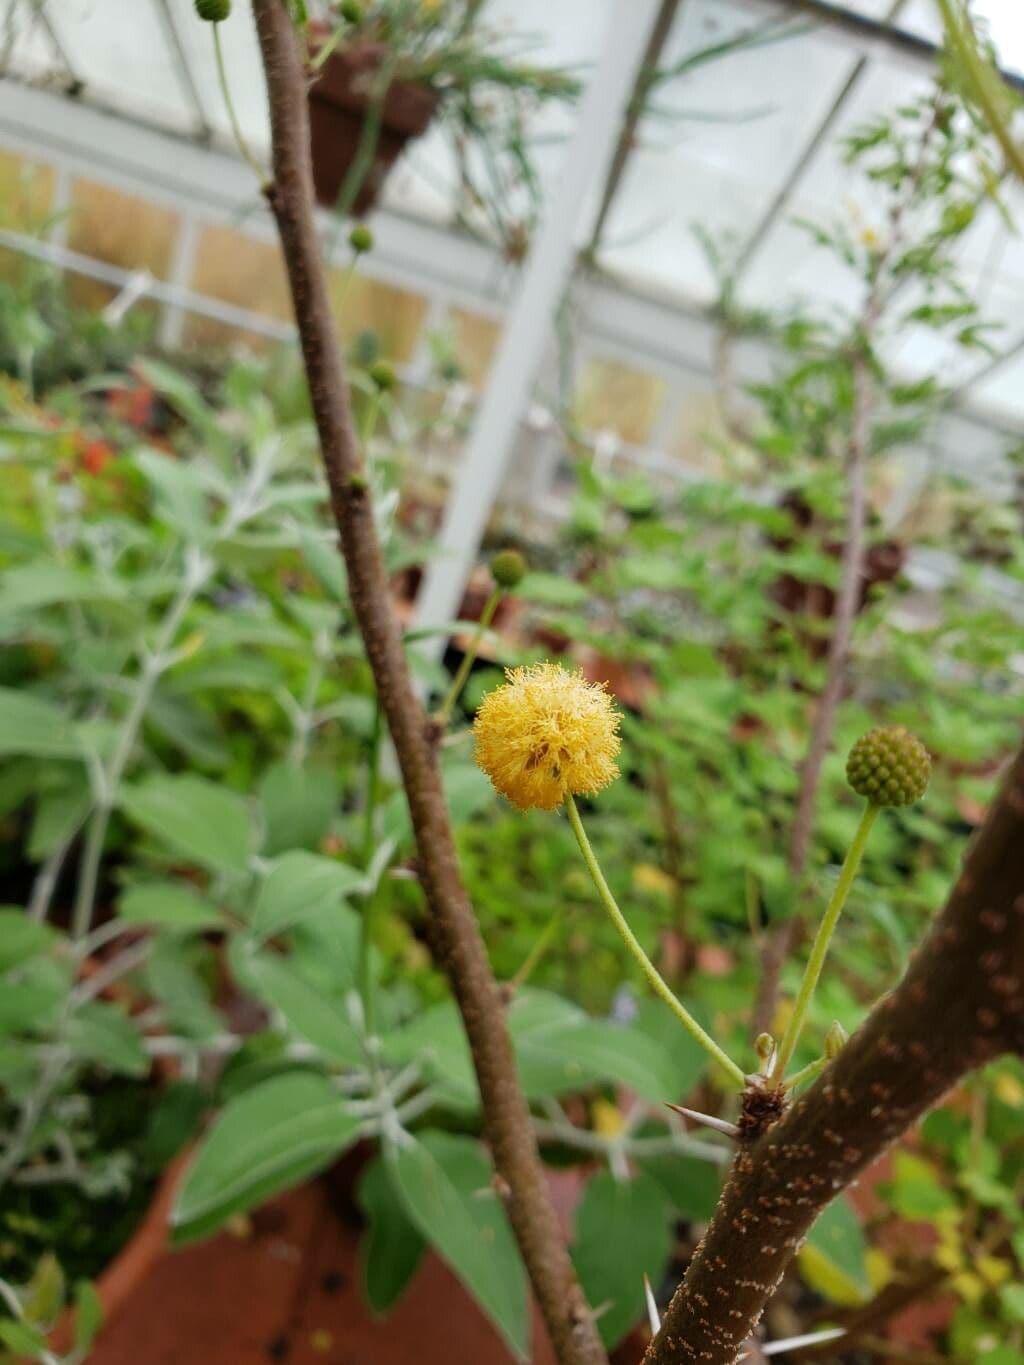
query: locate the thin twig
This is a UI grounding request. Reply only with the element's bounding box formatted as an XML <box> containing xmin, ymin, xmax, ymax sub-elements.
<box><xmin>250</xmin><ymin>7</ymin><xmax>606</xmax><ymax>1361</ymax></box>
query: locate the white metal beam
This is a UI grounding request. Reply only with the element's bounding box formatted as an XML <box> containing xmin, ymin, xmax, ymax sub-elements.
<box><xmin>412</xmin><ymin>0</ymin><xmax>665</xmax><ymax>639</ymax></box>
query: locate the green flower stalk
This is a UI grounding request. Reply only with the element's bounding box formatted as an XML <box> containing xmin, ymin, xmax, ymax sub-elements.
<box><xmin>472</xmin><ymin>660</ymin><xmax>745</xmax><ymax>1085</ymax></box>
<box><xmin>564</xmin><ymin>794</ymin><xmax>746</xmax><ymax>1087</ymax></box>
<box><xmin>770</xmin><ymin>727</ymin><xmax>931</xmax><ymax>1086</ymax></box>
<box><xmin>205</xmin><ymin>8</ymin><xmax>264</xmax><ymax>180</ymax></box>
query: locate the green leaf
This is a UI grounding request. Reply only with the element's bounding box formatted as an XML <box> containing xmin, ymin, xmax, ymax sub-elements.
<box><xmin>389</xmin><ymin>1132</ymin><xmax>528</xmax><ymax>1360</ymax></box>
<box><xmin>518</xmin><ymin>1019</ymin><xmax>682</xmax><ymax>1104</ymax></box>
<box><xmin>1001</xmin><ymin>1284</ymin><xmax>1024</xmax><ymax>1323</ymax></box>
<box><xmin>120</xmin><ymin>774</ymin><xmax>253</xmax><ymax>874</ymax></box>
<box><xmin>118</xmin><ymin>881</ymin><xmax>225</xmax><ymax>932</ymax></box>
<box><xmin>0</xmin><ymin>687</ymin><xmax>82</xmax><ymax>759</ymax></box>
<box><xmin>28</xmin><ymin>778</ymin><xmax>91</xmax><ymax>860</ymax></box>
<box><xmin>73</xmin><ymin>1281</ymin><xmax>104</xmax><ymax>1353</ymax></box>
<box><xmin>0</xmin><ymin>562</ymin><xmax>127</xmax><ymax>613</ymax></box>
<box><xmin>517</xmin><ymin>571</ymin><xmax>587</xmax><ymax>607</ymax></box>
<box><xmin>572</xmin><ymin>1171</ymin><xmax>674</xmax><ymax>1348</ymax></box>
<box><xmin>636</xmin><ymin>1148</ymin><xmax>722</xmax><ymax>1222</ymax></box>
<box><xmin>358</xmin><ymin>1155</ymin><xmax>426</xmax><ymax>1314</ymax></box>
<box><xmin>0</xmin><ymin>1319</ymin><xmax>48</xmax><ymax>1355</ymax></box>
<box><xmin>144</xmin><ymin>940</ymin><xmax>221</xmax><ymax>1041</ymax></box>
<box><xmin>146</xmin><ymin>689</ymin><xmax>230</xmax><ymax>770</ymax></box>
<box><xmin>141</xmin><ymin>1081</ymin><xmax>207</xmax><ymax>1170</ymax></box>
<box><xmin>232</xmin><ymin>941</ymin><xmax>362</xmax><ymax>1065</ymax></box>
<box><xmin>136</xmin><ymin>448</ymin><xmax>211</xmax><ymax>535</ymax></box>
<box><xmin>299</xmin><ymin>527</ymin><xmax>347</xmax><ymax>602</ymax></box>
<box><xmin>252</xmin><ymin>850</ymin><xmax>364</xmax><ymax>940</ymax></box>
<box><xmin>0</xmin><ymin>909</ymin><xmax>55</xmax><ymax>974</ymax></box>
<box><xmin>382</xmin><ymin>1001</ymin><xmax>477</xmax><ymax>1109</ymax></box>
<box><xmin>799</xmin><ymin>1197</ymin><xmax>869</xmax><ymax>1306</ymax></box>
<box><xmin>174</xmin><ymin>1072</ymin><xmax>358</xmax><ymax>1241</ymax></box>
<box><xmin>67</xmin><ymin>1002</ymin><xmax>149</xmax><ymax>1077</ymax></box>
<box><xmin>260</xmin><ymin>762</ymin><xmax>338</xmax><ymax>856</ymax></box>
<box><xmin>22</xmin><ymin>1253</ymin><xmax>65</xmax><ymax>1326</ymax></box>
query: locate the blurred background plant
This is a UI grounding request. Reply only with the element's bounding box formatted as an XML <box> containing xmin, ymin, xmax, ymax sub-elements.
<box><xmin>0</xmin><ymin>6</ymin><xmax>1023</xmax><ymax>1362</ymax></box>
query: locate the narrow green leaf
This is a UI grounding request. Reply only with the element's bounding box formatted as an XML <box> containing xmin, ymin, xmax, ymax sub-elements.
<box><xmin>389</xmin><ymin>1132</ymin><xmax>528</xmax><ymax>1360</ymax></box>
<box><xmin>232</xmin><ymin>941</ymin><xmax>362</xmax><ymax>1064</ymax></box>
<box><xmin>73</xmin><ymin>1281</ymin><xmax>104</xmax><ymax>1353</ymax></box>
<box><xmin>358</xmin><ymin>1155</ymin><xmax>426</xmax><ymax>1314</ymax></box>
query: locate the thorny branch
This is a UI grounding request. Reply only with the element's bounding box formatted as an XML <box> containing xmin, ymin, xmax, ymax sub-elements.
<box><xmin>645</xmin><ymin>742</ymin><xmax>1024</xmax><ymax>1363</ymax></box>
<box><xmin>250</xmin><ymin>5</ymin><xmax>606</xmax><ymax>1362</ymax></box>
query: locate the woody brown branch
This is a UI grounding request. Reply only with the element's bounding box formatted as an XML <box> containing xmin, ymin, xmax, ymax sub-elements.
<box><xmin>249</xmin><ymin>5</ymin><xmax>606</xmax><ymax>1362</ymax></box>
<box><xmin>645</xmin><ymin>741</ymin><xmax>1024</xmax><ymax>1364</ymax></box>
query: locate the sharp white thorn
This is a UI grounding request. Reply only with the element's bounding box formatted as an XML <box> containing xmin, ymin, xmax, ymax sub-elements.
<box><xmin>643</xmin><ymin>1273</ymin><xmax>661</xmax><ymax>1334</ymax></box>
<box><xmin>762</xmin><ymin>1326</ymin><xmax>846</xmax><ymax>1354</ymax></box>
<box><xmin>665</xmin><ymin>1102</ymin><xmax>741</xmax><ymax>1139</ymax></box>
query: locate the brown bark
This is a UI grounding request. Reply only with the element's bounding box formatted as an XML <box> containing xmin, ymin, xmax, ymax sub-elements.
<box><xmin>645</xmin><ymin>743</ymin><xmax>1024</xmax><ymax>1363</ymax></box>
<box><xmin>250</xmin><ymin>6</ymin><xmax>605</xmax><ymax>1362</ymax></box>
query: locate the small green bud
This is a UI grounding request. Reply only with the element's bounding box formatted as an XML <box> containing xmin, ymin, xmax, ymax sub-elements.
<box><xmin>846</xmin><ymin>726</ymin><xmax>930</xmax><ymax>807</ymax></box>
<box><xmin>348</xmin><ymin>223</ymin><xmax>374</xmax><ymax>255</ymax></box>
<box><xmin>825</xmin><ymin>1021</ymin><xmax>847</xmax><ymax>1060</ymax></box>
<box><xmin>195</xmin><ymin>0</ymin><xmax>231</xmax><ymax>20</ymax></box>
<box><xmin>490</xmin><ymin>548</ymin><xmax>527</xmax><ymax>590</ymax></box>
<box><xmin>368</xmin><ymin>360</ymin><xmax>396</xmax><ymax>392</ymax></box>
<box><xmin>754</xmin><ymin>1032</ymin><xmax>775</xmax><ymax>1063</ymax></box>
<box><xmin>339</xmin><ymin>0</ymin><xmax>364</xmax><ymax>22</ymax></box>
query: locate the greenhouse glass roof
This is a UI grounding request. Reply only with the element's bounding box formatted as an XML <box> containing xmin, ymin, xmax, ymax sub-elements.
<box><xmin>3</xmin><ymin>0</ymin><xmax>1023</xmax><ymax>433</ymax></box>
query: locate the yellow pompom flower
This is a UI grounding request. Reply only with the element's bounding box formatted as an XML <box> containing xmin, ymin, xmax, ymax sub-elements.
<box><xmin>473</xmin><ymin>663</ymin><xmax>621</xmax><ymax>811</ymax></box>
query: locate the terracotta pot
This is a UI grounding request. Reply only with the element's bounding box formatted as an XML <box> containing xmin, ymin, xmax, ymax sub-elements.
<box><xmin>81</xmin><ymin>1173</ymin><xmax>561</xmax><ymax>1365</ymax></box>
<box><xmin>308</xmin><ymin>42</ymin><xmax>438</xmax><ymax>215</ymax></box>
<box><xmin>48</xmin><ymin>1146</ymin><xmax>192</xmax><ymax>1355</ymax></box>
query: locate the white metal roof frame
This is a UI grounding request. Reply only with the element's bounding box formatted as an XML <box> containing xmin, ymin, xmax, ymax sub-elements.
<box><xmin>1</xmin><ymin>0</ymin><xmax>1022</xmax><ymax>632</ymax></box>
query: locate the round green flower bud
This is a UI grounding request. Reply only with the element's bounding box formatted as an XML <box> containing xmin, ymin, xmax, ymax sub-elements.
<box><xmin>195</xmin><ymin>0</ymin><xmax>231</xmax><ymax>20</ymax></box>
<box><xmin>368</xmin><ymin>360</ymin><xmax>396</xmax><ymax>392</ymax></box>
<box><xmin>340</xmin><ymin>0</ymin><xmax>364</xmax><ymax>22</ymax></box>
<box><xmin>825</xmin><ymin>1021</ymin><xmax>847</xmax><ymax>1060</ymax></box>
<box><xmin>490</xmin><ymin>548</ymin><xmax>527</xmax><ymax>590</ymax></box>
<box><xmin>348</xmin><ymin>224</ymin><xmax>374</xmax><ymax>255</ymax></box>
<box><xmin>846</xmin><ymin>726</ymin><xmax>930</xmax><ymax>807</ymax></box>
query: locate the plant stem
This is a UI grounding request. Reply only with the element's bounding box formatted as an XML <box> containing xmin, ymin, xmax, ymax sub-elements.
<box><xmin>213</xmin><ymin>23</ymin><xmax>264</xmax><ymax>179</ymax></box>
<box><xmin>770</xmin><ymin>802</ymin><xmax>879</xmax><ymax>1085</ymax></box>
<box><xmin>334</xmin><ymin>258</ymin><xmax>358</xmax><ymax>317</ymax></box>
<box><xmin>935</xmin><ymin>0</ymin><xmax>1024</xmax><ymax>185</ymax></box>
<box><xmin>253</xmin><ymin>8</ymin><xmax>607</xmax><ymax>1358</ymax></box>
<box><xmin>784</xmin><ymin>1054</ymin><xmax>829</xmax><ymax>1091</ymax></box>
<box><xmin>436</xmin><ymin>586</ymin><xmax>500</xmax><ymax>726</ymax></box>
<box><xmin>510</xmin><ymin>907</ymin><xmax>564</xmax><ymax>992</ymax></box>
<box><xmin>358</xmin><ymin>701</ymin><xmax>383</xmax><ymax>1039</ymax></box>
<box><xmin>71</xmin><ymin>564</ymin><xmax>207</xmax><ymax>940</ymax></box>
<box><xmin>564</xmin><ymin>793</ymin><xmax>745</xmax><ymax>1089</ymax></box>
